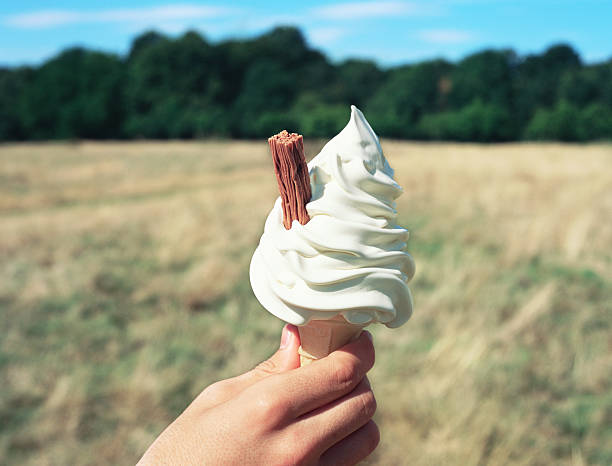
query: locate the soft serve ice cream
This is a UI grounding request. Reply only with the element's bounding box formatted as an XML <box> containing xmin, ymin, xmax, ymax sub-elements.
<box><xmin>250</xmin><ymin>105</ymin><xmax>415</xmax><ymax>328</ymax></box>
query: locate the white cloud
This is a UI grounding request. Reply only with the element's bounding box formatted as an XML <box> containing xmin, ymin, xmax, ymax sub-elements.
<box><xmin>5</xmin><ymin>4</ymin><xmax>237</xmax><ymax>29</ymax></box>
<box><xmin>312</xmin><ymin>1</ymin><xmax>432</xmax><ymax>19</ymax></box>
<box><xmin>5</xmin><ymin>11</ymin><xmax>82</xmax><ymax>28</ymax></box>
<box><xmin>308</xmin><ymin>27</ymin><xmax>348</xmax><ymax>46</ymax></box>
<box><xmin>418</xmin><ymin>29</ymin><xmax>475</xmax><ymax>44</ymax></box>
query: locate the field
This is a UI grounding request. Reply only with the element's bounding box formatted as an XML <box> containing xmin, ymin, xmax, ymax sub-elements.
<box><xmin>1</xmin><ymin>141</ymin><xmax>611</xmax><ymax>465</ymax></box>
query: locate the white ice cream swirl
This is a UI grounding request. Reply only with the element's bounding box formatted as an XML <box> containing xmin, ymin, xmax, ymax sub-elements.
<box><xmin>250</xmin><ymin>106</ymin><xmax>415</xmax><ymax>328</ymax></box>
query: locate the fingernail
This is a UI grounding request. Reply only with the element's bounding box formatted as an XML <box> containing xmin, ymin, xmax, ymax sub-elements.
<box><xmin>280</xmin><ymin>325</ymin><xmax>292</xmax><ymax>349</ymax></box>
<box><xmin>364</xmin><ymin>330</ymin><xmax>373</xmax><ymax>342</ymax></box>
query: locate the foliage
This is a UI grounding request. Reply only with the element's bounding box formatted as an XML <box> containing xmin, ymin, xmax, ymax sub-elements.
<box><xmin>524</xmin><ymin>101</ymin><xmax>579</xmax><ymax>141</ymax></box>
<box><xmin>333</xmin><ymin>59</ymin><xmax>386</xmax><ymax>109</ymax></box>
<box><xmin>418</xmin><ymin>99</ymin><xmax>513</xmax><ymax>142</ymax></box>
<box><xmin>1</xmin><ymin>28</ymin><xmax>611</xmax><ymax>141</ymax></box>
<box><xmin>17</xmin><ymin>48</ymin><xmax>125</xmax><ymax>140</ymax></box>
<box><xmin>513</xmin><ymin>44</ymin><xmax>582</xmax><ymax>123</ymax></box>
<box><xmin>448</xmin><ymin>50</ymin><xmax>517</xmax><ymax>110</ymax></box>
<box><xmin>125</xmin><ymin>31</ymin><xmax>225</xmax><ymax>138</ymax></box>
<box><xmin>366</xmin><ymin>60</ymin><xmax>453</xmax><ymax>138</ymax></box>
<box><xmin>296</xmin><ymin>103</ymin><xmax>348</xmax><ymax>138</ymax></box>
<box><xmin>524</xmin><ymin>100</ymin><xmax>612</xmax><ymax>141</ymax></box>
<box><xmin>0</xmin><ymin>67</ymin><xmax>32</xmax><ymax>140</ymax></box>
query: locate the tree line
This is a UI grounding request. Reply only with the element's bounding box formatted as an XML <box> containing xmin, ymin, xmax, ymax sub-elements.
<box><xmin>1</xmin><ymin>26</ymin><xmax>611</xmax><ymax>142</ymax></box>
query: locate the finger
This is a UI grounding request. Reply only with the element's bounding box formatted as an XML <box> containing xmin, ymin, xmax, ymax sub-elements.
<box><xmin>192</xmin><ymin>325</ymin><xmax>300</xmax><ymax>411</ymax></box>
<box><xmin>255</xmin><ymin>331</ymin><xmax>375</xmax><ymax>418</ymax></box>
<box><xmin>295</xmin><ymin>377</ymin><xmax>376</xmax><ymax>453</ymax></box>
<box><xmin>251</xmin><ymin>323</ymin><xmax>301</xmax><ymax>376</ymax></box>
<box><xmin>319</xmin><ymin>420</ymin><xmax>380</xmax><ymax>466</ymax></box>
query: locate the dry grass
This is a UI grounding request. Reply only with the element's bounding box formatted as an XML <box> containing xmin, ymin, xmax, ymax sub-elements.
<box><xmin>0</xmin><ymin>141</ymin><xmax>610</xmax><ymax>465</ymax></box>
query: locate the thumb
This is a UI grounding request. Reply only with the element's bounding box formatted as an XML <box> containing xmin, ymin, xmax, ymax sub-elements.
<box><xmin>193</xmin><ymin>325</ymin><xmax>301</xmax><ymax>410</ymax></box>
<box><xmin>253</xmin><ymin>324</ymin><xmax>301</xmax><ymax>376</ymax></box>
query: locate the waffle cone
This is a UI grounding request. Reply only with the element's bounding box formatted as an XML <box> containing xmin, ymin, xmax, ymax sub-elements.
<box><xmin>298</xmin><ymin>316</ymin><xmax>365</xmax><ymax>366</ymax></box>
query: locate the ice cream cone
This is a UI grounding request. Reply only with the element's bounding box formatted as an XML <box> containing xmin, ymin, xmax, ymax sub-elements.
<box><xmin>298</xmin><ymin>315</ymin><xmax>365</xmax><ymax>366</ymax></box>
<box><xmin>252</xmin><ymin>108</ymin><xmax>415</xmax><ymax>368</ymax></box>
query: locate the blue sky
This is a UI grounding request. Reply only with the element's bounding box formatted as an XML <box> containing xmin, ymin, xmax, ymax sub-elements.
<box><xmin>1</xmin><ymin>0</ymin><xmax>611</xmax><ymax>67</ymax></box>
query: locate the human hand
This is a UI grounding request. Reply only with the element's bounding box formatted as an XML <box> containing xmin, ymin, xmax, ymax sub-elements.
<box><xmin>138</xmin><ymin>325</ymin><xmax>379</xmax><ymax>465</ymax></box>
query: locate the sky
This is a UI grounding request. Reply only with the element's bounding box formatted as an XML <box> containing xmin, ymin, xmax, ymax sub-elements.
<box><xmin>1</xmin><ymin>0</ymin><xmax>611</xmax><ymax>67</ymax></box>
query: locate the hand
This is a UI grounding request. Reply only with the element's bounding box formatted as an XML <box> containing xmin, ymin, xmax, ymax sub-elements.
<box><xmin>138</xmin><ymin>325</ymin><xmax>379</xmax><ymax>465</ymax></box>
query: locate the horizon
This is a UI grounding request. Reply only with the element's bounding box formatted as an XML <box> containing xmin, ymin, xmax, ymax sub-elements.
<box><xmin>1</xmin><ymin>1</ymin><xmax>611</xmax><ymax>68</ymax></box>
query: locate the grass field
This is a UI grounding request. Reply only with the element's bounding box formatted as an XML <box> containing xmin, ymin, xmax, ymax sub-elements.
<box><xmin>1</xmin><ymin>141</ymin><xmax>611</xmax><ymax>465</ymax></box>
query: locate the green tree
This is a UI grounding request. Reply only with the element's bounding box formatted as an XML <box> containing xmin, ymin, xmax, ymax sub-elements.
<box><xmin>579</xmin><ymin>103</ymin><xmax>612</xmax><ymax>140</ymax></box>
<box><xmin>4</xmin><ymin>26</ymin><xmax>612</xmax><ymax>141</ymax></box>
<box><xmin>292</xmin><ymin>95</ymin><xmax>348</xmax><ymax>138</ymax></box>
<box><xmin>229</xmin><ymin>27</ymin><xmax>338</xmax><ymax>137</ymax></box>
<box><xmin>18</xmin><ymin>48</ymin><xmax>124</xmax><ymax>139</ymax></box>
<box><xmin>331</xmin><ymin>59</ymin><xmax>385</xmax><ymax>108</ymax></box>
<box><xmin>514</xmin><ymin>44</ymin><xmax>581</xmax><ymax>122</ymax></box>
<box><xmin>125</xmin><ymin>31</ymin><xmax>227</xmax><ymax>138</ymax></box>
<box><xmin>232</xmin><ymin>60</ymin><xmax>297</xmax><ymax>137</ymax></box>
<box><xmin>524</xmin><ymin>100</ymin><xmax>584</xmax><ymax>141</ymax></box>
<box><xmin>0</xmin><ymin>67</ymin><xmax>33</xmax><ymax>140</ymax></box>
<box><xmin>366</xmin><ymin>59</ymin><xmax>453</xmax><ymax>137</ymax></box>
<box><xmin>418</xmin><ymin>99</ymin><xmax>512</xmax><ymax>142</ymax></box>
<box><xmin>448</xmin><ymin>50</ymin><xmax>517</xmax><ymax>108</ymax></box>
<box><xmin>210</xmin><ymin>28</ymin><xmax>315</xmax><ymax>107</ymax></box>
<box><xmin>127</xmin><ymin>30</ymin><xmax>166</xmax><ymax>61</ymax></box>
<box><xmin>234</xmin><ymin>26</ymin><xmax>334</xmax><ymax>100</ymax></box>
<box><xmin>559</xmin><ymin>62</ymin><xmax>612</xmax><ymax>108</ymax></box>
